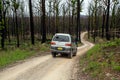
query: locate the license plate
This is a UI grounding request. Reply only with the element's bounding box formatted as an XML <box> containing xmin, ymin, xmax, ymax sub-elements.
<box><xmin>57</xmin><ymin>47</ymin><xmax>63</xmax><ymax>50</ymax></box>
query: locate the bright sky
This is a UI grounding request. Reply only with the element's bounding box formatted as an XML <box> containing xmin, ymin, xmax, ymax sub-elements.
<box><xmin>61</xmin><ymin>0</ymin><xmax>91</xmax><ymax>15</ymax></box>
<box><xmin>81</xmin><ymin>0</ymin><xmax>91</xmax><ymax>15</ymax></box>
<box><xmin>24</xmin><ymin>0</ymin><xmax>90</xmax><ymax>16</ymax></box>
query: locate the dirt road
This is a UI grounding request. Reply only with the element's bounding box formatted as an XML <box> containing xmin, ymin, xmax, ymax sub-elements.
<box><xmin>0</xmin><ymin>32</ymin><xmax>94</xmax><ymax>80</ymax></box>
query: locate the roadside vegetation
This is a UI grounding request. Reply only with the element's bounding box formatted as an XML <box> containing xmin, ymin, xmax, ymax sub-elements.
<box><xmin>0</xmin><ymin>41</ymin><xmax>50</xmax><ymax>69</ymax></box>
<box><xmin>79</xmin><ymin>39</ymin><xmax>120</xmax><ymax>80</ymax></box>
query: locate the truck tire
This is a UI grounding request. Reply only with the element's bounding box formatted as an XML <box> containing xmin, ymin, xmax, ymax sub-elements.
<box><xmin>52</xmin><ymin>53</ymin><xmax>56</xmax><ymax>57</ymax></box>
<box><xmin>68</xmin><ymin>51</ymin><xmax>72</xmax><ymax>59</ymax></box>
<box><xmin>73</xmin><ymin>48</ymin><xmax>77</xmax><ymax>56</ymax></box>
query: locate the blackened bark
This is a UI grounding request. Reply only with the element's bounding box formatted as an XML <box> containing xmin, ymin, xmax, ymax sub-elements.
<box><xmin>7</xmin><ymin>18</ymin><xmax>11</xmax><ymax>43</ymax></box>
<box><xmin>3</xmin><ymin>11</ymin><xmax>7</xmax><ymax>39</ymax></box>
<box><xmin>1</xmin><ymin>26</ymin><xmax>5</xmax><ymax>49</ymax></box>
<box><xmin>106</xmin><ymin>0</ymin><xmax>110</xmax><ymax>40</ymax></box>
<box><xmin>48</xmin><ymin>14</ymin><xmax>51</xmax><ymax>35</ymax></box>
<box><xmin>41</xmin><ymin>0</ymin><xmax>46</xmax><ymax>43</ymax></box>
<box><xmin>55</xmin><ymin>15</ymin><xmax>58</xmax><ymax>33</ymax></box>
<box><xmin>102</xmin><ymin>12</ymin><xmax>105</xmax><ymax>38</ymax></box>
<box><xmin>72</xmin><ymin>13</ymin><xmax>73</xmax><ymax>34</ymax></box>
<box><xmin>93</xmin><ymin>0</ymin><xmax>98</xmax><ymax>43</ymax></box>
<box><xmin>88</xmin><ymin>15</ymin><xmax>90</xmax><ymax>39</ymax></box>
<box><xmin>48</xmin><ymin>1</ymin><xmax>52</xmax><ymax>35</ymax></box>
<box><xmin>68</xmin><ymin>8</ymin><xmax>71</xmax><ymax>34</ymax></box>
<box><xmin>77</xmin><ymin>0</ymin><xmax>81</xmax><ymax>43</ymax></box>
<box><xmin>0</xmin><ymin>1</ymin><xmax>5</xmax><ymax>49</ymax></box>
<box><xmin>12</xmin><ymin>12</ymin><xmax>15</xmax><ymax>37</ymax></box>
<box><xmin>62</xmin><ymin>15</ymin><xmax>65</xmax><ymax>33</ymax></box>
<box><xmin>91</xmin><ymin>13</ymin><xmax>94</xmax><ymax>36</ymax></box>
<box><xmin>29</xmin><ymin>0</ymin><xmax>35</xmax><ymax>45</ymax></box>
<box><xmin>15</xmin><ymin>10</ymin><xmax>19</xmax><ymax>47</ymax></box>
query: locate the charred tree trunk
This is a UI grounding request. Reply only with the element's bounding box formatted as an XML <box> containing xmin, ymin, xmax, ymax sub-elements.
<box><xmin>62</xmin><ymin>15</ymin><xmax>65</xmax><ymax>33</ymax></box>
<box><xmin>3</xmin><ymin>11</ymin><xmax>7</xmax><ymax>39</ymax></box>
<box><xmin>88</xmin><ymin>15</ymin><xmax>90</xmax><ymax>39</ymax></box>
<box><xmin>29</xmin><ymin>0</ymin><xmax>35</xmax><ymax>45</ymax></box>
<box><xmin>41</xmin><ymin>0</ymin><xmax>46</xmax><ymax>43</ymax></box>
<box><xmin>106</xmin><ymin>0</ymin><xmax>110</xmax><ymax>40</ymax></box>
<box><xmin>102</xmin><ymin>12</ymin><xmax>106</xmax><ymax>38</ymax></box>
<box><xmin>68</xmin><ymin>9</ymin><xmax>71</xmax><ymax>34</ymax></box>
<box><xmin>0</xmin><ymin>1</ymin><xmax>5</xmax><ymax>49</ymax></box>
<box><xmin>15</xmin><ymin>10</ymin><xmax>19</xmax><ymax>47</ymax></box>
<box><xmin>7</xmin><ymin>18</ymin><xmax>11</xmax><ymax>43</ymax></box>
<box><xmin>77</xmin><ymin>0</ymin><xmax>81</xmax><ymax>43</ymax></box>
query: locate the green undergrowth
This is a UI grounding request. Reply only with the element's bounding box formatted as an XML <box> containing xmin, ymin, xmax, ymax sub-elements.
<box><xmin>0</xmin><ymin>49</ymin><xmax>34</xmax><ymax>68</ymax></box>
<box><xmin>85</xmin><ymin>35</ymin><xmax>107</xmax><ymax>44</ymax></box>
<box><xmin>80</xmin><ymin>39</ymin><xmax>120</xmax><ymax>80</ymax></box>
<box><xmin>0</xmin><ymin>42</ymin><xmax>50</xmax><ymax>69</ymax></box>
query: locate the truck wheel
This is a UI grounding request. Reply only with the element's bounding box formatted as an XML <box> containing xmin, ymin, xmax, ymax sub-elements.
<box><xmin>52</xmin><ymin>53</ymin><xmax>56</xmax><ymax>57</ymax></box>
<box><xmin>68</xmin><ymin>51</ymin><xmax>72</xmax><ymax>59</ymax></box>
<box><xmin>73</xmin><ymin>53</ymin><xmax>76</xmax><ymax>56</ymax></box>
<box><xmin>73</xmin><ymin>49</ymin><xmax>77</xmax><ymax>56</ymax></box>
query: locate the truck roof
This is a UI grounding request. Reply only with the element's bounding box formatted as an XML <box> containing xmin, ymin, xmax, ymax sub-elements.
<box><xmin>55</xmin><ymin>33</ymin><xmax>71</xmax><ymax>36</ymax></box>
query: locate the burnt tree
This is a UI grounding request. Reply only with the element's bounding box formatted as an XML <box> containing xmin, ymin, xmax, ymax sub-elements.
<box><xmin>41</xmin><ymin>0</ymin><xmax>46</xmax><ymax>43</ymax></box>
<box><xmin>29</xmin><ymin>0</ymin><xmax>35</xmax><ymax>45</ymax></box>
